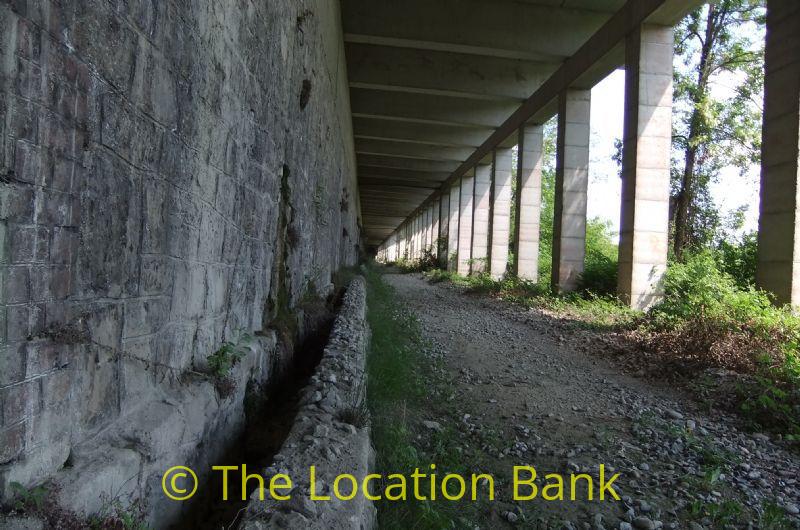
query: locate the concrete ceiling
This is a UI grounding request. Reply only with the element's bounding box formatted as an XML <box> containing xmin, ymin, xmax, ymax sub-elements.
<box><xmin>341</xmin><ymin>0</ymin><xmax>693</xmax><ymax>246</ymax></box>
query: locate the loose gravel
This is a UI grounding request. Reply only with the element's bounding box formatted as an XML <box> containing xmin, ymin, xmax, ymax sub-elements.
<box><xmin>386</xmin><ymin>271</ymin><xmax>800</xmax><ymax>529</ymax></box>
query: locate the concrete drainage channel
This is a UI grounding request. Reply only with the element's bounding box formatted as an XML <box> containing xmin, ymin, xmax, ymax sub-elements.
<box><xmin>191</xmin><ymin>276</ymin><xmax>374</xmax><ymax>530</ymax></box>
<box><xmin>238</xmin><ymin>276</ymin><xmax>375</xmax><ymax>529</ymax></box>
<box><xmin>176</xmin><ymin>283</ymin><xmax>339</xmax><ymax>529</ymax></box>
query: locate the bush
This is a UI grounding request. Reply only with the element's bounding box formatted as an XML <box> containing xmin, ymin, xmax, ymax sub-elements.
<box><xmin>715</xmin><ymin>232</ymin><xmax>757</xmax><ymax>289</ymax></box>
<box><xmin>578</xmin><ymin>219</ymin><xmax>618</xmax><ymax>296</ymax></box>
<box><xmin>649</xmin><ymin>251</ymin><xmax>795</xmax><ymax>344</ymax></box>
<box><xmin>643</xmin><ymin>251</ymin><xmax>800</xmax><ymax>438</ymax></box>
<box><xmin>396</xmin><ymin>248</ymin><xmax>438</xmax><ymax>273</ymax></box>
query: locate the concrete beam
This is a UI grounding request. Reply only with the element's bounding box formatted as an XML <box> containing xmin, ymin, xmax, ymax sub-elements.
<box><xmin>552</xmin><ymin>89</ymin><xmax>591</xmax><ymax>293</ymax></box>
<box><xmin>350</xmin><ymin>87</ymin><xmax>520</xmax><ymax>128</ymax></box>
<box><xmin>358</xmin><ymin>165</ymin><xmax>451</xmax><ymax>182</ymax></box>
<box><xmin>342</xmin><ymin>0</ymin><xmax>611</xmax><ymax>61</ymax></box>
<box><xmin>346</xmin><ymin>43</ymin><xmax>557</xmax><ymax>100</ymax></box>
<box><xmin>355</xmin><ymin>138</ymin><xmax>478</xmax><ymax>162</ymax></box>
<box><xmin>356</xmin><ymin>154</ymin><xmax>463</xmax><ymax>174</ymax></box>
<box><xmin>756</xmin><ymin>0</ymin><xmax>800</xmax><ymax>306</ymax></box>
<box><xmin>353</xmin><ymin>117</ymin><xmax>492</xmax><ymax>147</ymax></box>
<box><xmin>359</xmin><ymin>177</ymin><xmax>440</xmax><ymax>190</ymax></box>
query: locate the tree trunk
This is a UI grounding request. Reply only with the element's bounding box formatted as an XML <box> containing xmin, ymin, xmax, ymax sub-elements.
<box><xmin>673</xmin><ymin>5</ymin><xmax>719</xmax><ymax>260</ymax></box>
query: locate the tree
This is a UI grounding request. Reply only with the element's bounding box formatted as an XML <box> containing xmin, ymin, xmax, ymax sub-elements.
<box><xmin>671</xmin><ymin>0</ymin><xmax>765</xmax><ymax>260</ymax></box>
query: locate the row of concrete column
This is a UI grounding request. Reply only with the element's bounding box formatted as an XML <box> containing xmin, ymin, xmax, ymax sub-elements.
<box><xmin>378</xmin><ymin>23</ymin><xmax>673</xmax><ymax>310</ymax></box>
<box><xmin>381</xmin><ymin>3</ymin><xmax>800</xmax><ymax>309</ymax></box>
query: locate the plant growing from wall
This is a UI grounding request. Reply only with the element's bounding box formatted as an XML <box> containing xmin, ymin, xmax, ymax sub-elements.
<box><xmin>207</xmin><ymin>334</ymin><xmax>253</xmax><ymax>378</ymax></box>
<box><xmin>9</xmin><ymin>482</ymin><xmax>47</xmax><ymax>512</ymax></box>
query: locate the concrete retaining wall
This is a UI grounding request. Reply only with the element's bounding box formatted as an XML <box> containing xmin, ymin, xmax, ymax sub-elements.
<box><xmin>242</xmin><ymin>275</ymin><xmax>376</xmax><ymax>530</ymax></box>
<box><xmin>0</xmin><ymin>0</ymin><xmax>361</xmax><ymax>525</ymax></box>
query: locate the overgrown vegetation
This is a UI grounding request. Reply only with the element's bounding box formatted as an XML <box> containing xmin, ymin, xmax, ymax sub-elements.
<box><xmin>394</xmin><ymin>248</ymin><xmax>439</xmax><ymax>274</ymax></box>
<box><xmin>3</xmin><ymin>482</ymin><xmax>149</xmax><ymax>529</ymax></box>
<box><xmin>364</xmin><ymin>266</ymin><xmax>484</xmax><ymax>528</ymax></box>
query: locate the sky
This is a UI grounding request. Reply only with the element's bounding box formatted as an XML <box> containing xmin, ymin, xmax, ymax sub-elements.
<box><xmin>586</xmin><ymin>32</ymin><xmax>762</xmax><ymax>239</ymax></box>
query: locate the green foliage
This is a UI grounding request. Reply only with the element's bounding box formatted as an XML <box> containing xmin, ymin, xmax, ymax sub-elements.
<box><xmin>671</xmin><ymin>1</ymin><xmax>765</xmax><ymax>253</ymax></box>
<box><xmin>9</xmin><ymin>482</ymin><xmax>47</xmax><ymax>512</ymax></box>
<box><xmin>759</xmin><ymin>500</ymin><xmax>793</xmax><ymax>529</ymax></box>
<box><xmin>7</xmin><ymin>481</ymin><xmax>150</xmax><ymax>530</ymax></box>
<box><xmin>578</xmin><ymin>219</ymin><xmax>619</xmax><ymax>296</ymax></box>
<box><xmin>395</xmin><ymin>248</ymin><xmax>438</xmax><ymax>274</ymax></box>
<box><xmin>424</xmin><ymin>269</ymin><xmax>637</xmax><ymax>331</ymax></box>
<box><xmin>715</xmin><ymin>231</ymin><xmax>757</xmax><ymax>289</ymax></box>
<box><xmin>688</xmin><ymin>499</ymin><xmax>745</xmax><ymax>525</ymax></box>
<box><xmin>365</xmin><ymin>267</ymin><xmax>478</xmax><ymax>529</ymax></box>
<box><xmin>207</xmin><ymin>335</ymin><xmax>253</xmax><ymax>378</ymax></box>
<box><xmin>537</xmin><ymin>164</ymin><xmax>555</xmax><ymax>285</ymax></box>
<box><xmin>89</xmin><ymin>496</ymin><xmax>149</xmax><ymax>530</ymax></box>
<box><xmin>646</xmin><ymin>251</ymin><xmax>800</xmax><ymax>439</ymax></box>
<box><xmin>650</xmin><ymin>251</ymin><xmax>795</xmax><ymax>341</ymax></box>
<box><xmin>738</xmin><ymin>373</ymin><xmax>800</xmax><ymax>438</ymax></box>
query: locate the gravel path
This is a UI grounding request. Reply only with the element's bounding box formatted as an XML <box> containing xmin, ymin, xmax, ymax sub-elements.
<box><xmin>385</xmin><ymin>271</ymin><xmax>800</xmax><ymax>529</ymax></box>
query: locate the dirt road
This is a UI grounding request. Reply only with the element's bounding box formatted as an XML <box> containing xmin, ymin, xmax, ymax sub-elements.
<box><xmin>385</xmin><ymin>271</ymin><xmax>800</xmax><ymax>529</ymax></box>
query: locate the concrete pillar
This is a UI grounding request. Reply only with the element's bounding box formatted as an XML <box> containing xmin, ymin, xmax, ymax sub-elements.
<box><xmin>400</xmin><ymin>222</ymin><xmax>408</xmax><ymax>260</ymax></box>
<box><xmin>405</xmin><ymin>221</ymin><xmax>411</xmax><ymax>260</ymax></box>
<box><xmin>397</xmin><ymin>226</ymin><xmax>404</xmax><ymax>260</ymax></box>
<box><xmin>418</xmin><ymin>212</ymin><xmax>425</xmax><ymax>257</ymax></box>
<box><xmin>406</xmin><ymin>221</ymin><xmax>412</xmax><ymax>260</ymax></box>
<box><xmin>428</xmin><ymin>203</ymin><xmax>436</xmax><ymax>252</ymax></box>
<box><xmin>618</xmin><ymin>24</ymin><xmax>673</xmax><ymax>309</ymax></box>
<box><xmin>438</xmin><ymin>193</ymin><xmax>450</xmax><ymax>269</ymax></box>
<box><xmin>422</xmin><ymin>207</ymin><xmax>430</xmax><ymax>254</ymax></box>
<box><xmin>552</xmin><ymin>89</ymin><xmax>590</xmax><ymax>293</ymax></box>
<box><xmin>471</xmin><ymin>165</ymin><xmax>492</xmax><ymax>274</ymax></box>
<box><xmin>448</xmin><ymin>184</ymin><xmax>461</xmax><ymax>270</ymax></box>
<box><xmin>427</xmin><ymin>204</ymin><xmax>435</xmax><ymax>251</ymax></box>
<box><xmin>756</xmin><ymin>1</ymin><xmax>800</xmax><ymax>306</ymax></box>
<box><xmin>408</xmin><ymin>218</ymin><xmax>415</xmax><ymax>260</ymax></box>
<box><xmin>514</xmin><ymin>124</ymin><xmax>544</xmax><ymax>281</ymax></box>
<box><xmin>411</xmin><ymin>215</ymin><xmax>419</xmax><ymax>259</ymax></box>
<box><xmin>418</xmin><ymin>212</ymin><xmax>425</xmax><ymax>256</ymax></box>
<box><xmin>458</xmin><ymin>171</ymin><xmax>475</xmax><ymax>275</ymax></box>
<box><xmin>491</xmin><ymin>148</ymin><xmax>513</xmax><ymax>279</ymax></box>
<box><xmin>431</xmin><ymin>199</ymin><xmax>440</xmax><ymax>260</ymax></box>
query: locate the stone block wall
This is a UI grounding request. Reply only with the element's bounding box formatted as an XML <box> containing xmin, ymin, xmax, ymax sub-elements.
<box><xmin>0</xmin><ymin>0</ymin><xmax>361</xmax><ymax>523</ymax></box>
